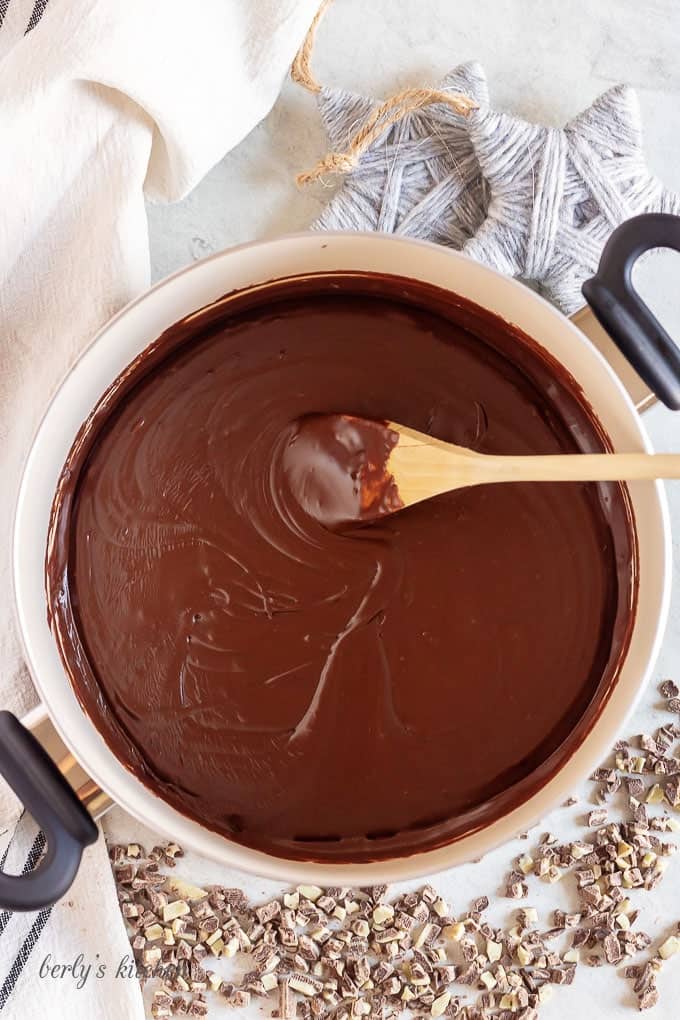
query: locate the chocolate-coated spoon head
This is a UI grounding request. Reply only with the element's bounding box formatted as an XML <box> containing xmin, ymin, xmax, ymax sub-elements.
<box><xmin>282</xmin><ymin>414</ymin><xmax>404</xmax><ymax>527</ymax></box>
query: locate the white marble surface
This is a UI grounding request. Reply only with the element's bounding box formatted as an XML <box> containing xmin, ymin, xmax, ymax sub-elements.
<box><xmin>107</xmin><ymin>1</ymin><xmax>680</xmax><ymax>1016</ymax></box>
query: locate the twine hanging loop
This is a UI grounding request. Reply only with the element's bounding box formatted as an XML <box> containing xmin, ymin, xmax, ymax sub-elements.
<box><xmin>296</xmin><ymin>88</ymin><xmax>478</xmax><ymax>186</ymax></box>
<box><xmin>291</xmin><ymin>0</ymin><xmax>332</xmax><ymax>94</ymax></box>
<box><xmin>291</xmin><ymin>1</ymin><xmax>478</xmax><ymax>186</ymax></box>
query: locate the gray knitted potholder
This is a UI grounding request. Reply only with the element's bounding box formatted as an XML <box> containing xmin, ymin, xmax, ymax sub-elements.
<box><xmin>312</xmin><ymin>62</ymin><xmax>490</xmax><ymax>250</ymax></box>
<box><xmin>310</xmin><ymin>70</ymin><xmax>680</xmax><ymax>313</ymax></box>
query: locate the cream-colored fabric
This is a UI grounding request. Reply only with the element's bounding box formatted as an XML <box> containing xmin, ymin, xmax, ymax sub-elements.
<box><xmin>0</xmin><ymin>3</ymin><xmax>318</xmax><ymax>1016</ymax></box>
<box><xmin>0</xmin><ymin>821</ymin><xmax>141</xmax><ymax>1019</ymax></box>
<box><xmin>0</xmin><ymin>0</ymin><xmax>319</xmax><ymax>827</ymax></box>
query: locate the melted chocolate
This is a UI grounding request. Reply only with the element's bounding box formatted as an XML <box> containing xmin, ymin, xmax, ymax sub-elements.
<box><xmin>46</xmin><ymin>272</ymin><xmax>637</xmax><ymax>863</ymax></box>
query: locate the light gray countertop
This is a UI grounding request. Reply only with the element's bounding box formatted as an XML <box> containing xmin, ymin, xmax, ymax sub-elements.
<box><xmin>109</xmin><ymin>2</ymin><xmax>680</xmax><ymax>1016</ymax></box>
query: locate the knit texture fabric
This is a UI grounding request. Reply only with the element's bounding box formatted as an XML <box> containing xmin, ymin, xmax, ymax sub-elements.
<box><xmin>312</xmin><ymin>62</ymin><xmax>490</xmax><ymax>249</ymax></box>
<box><xmin>464</xmin><ymin>84</ymin><xmax>680</xmax><ymax>311</ymax></box>
<box><xmin>311</xmin><ymin>71</ymin><xmax>680</xmax><ymax>312</ymax></box>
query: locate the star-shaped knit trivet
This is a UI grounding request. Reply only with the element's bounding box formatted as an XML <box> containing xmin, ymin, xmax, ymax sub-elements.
<box><xmin>312</xmin><ymin>62</ymin><xmax>490</xmax><ymax>249</ymax></box>
<box><xmin>463</xmin><ymin>84</ymin><xmax>680</xmax><ymax>312</ymax></box>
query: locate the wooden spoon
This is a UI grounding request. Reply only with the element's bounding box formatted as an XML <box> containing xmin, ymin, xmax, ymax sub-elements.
<box><xmin>387</xmin><ymin>421</ymin><xmax>680</xmax><ymax>510</ymax></box>
<box><xmin>282</xmin><ymin>413</ymin><xmax>680</xmax><ymax>526</ymax></box>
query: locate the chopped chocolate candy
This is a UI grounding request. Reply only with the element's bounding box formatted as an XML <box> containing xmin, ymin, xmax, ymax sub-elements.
<box><xmin>110</xmin><ymin>694</ymin><xmax>680</xmax><ymax>1020</ymax></box>
<box><xmin>638</xmin><ymin>985</ymin><xmax>659</xmax><ymax>1010</ymax></box>
<box><xmin>256</xmin><ymin>900</ymin><xmax>281</xmax><ymax>924</ymax></box>
<box><xmin>603</xmin><ymin>934</ymin><xmax>622</xmax><ymax>964</ymax></box>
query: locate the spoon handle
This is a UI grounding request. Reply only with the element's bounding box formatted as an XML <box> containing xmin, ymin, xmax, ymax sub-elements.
<box><xmin>476</xmin><ymin>452</ymin><xmax>680</xmax><ymax>485</ymax></box>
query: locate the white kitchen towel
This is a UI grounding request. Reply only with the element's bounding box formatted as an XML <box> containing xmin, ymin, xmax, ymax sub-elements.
<box><xmin>0</xmin><ymin>0</ymin><xmax>319</xmax><ymax>1015</ymax></box>
<box><xmin>0</xmin><ymin>817</ymin><xmax>139</xmax><ymax>1018</ymax></box>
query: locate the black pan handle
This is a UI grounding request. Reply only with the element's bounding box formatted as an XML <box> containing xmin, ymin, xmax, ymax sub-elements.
<box><xmin>582</xmin><ymin>212</ymin><xmax>680</xmax><ymax>410</ymax></box>
<box><xmin>0</xmin><ymin>712</ymin><xmax>98</xmax><ymax>911</ymax></box>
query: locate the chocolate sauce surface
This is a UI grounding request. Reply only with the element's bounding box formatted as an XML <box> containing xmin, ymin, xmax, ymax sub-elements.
<box><xmin>47</xmin><ymin>272</ymin><xmax>637</xmax><ymax>863</ymax></box>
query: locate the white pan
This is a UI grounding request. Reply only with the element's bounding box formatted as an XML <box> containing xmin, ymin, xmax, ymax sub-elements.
<box><xmin>5</xmin><ymin>219</ymin><xmax>677</xmax><ymax>909</ymax></box>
